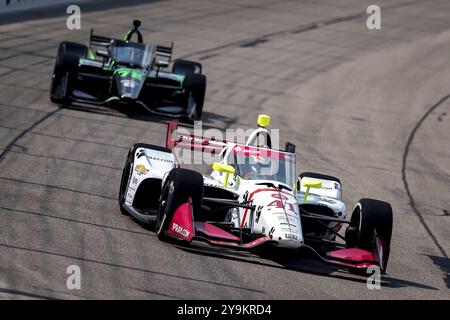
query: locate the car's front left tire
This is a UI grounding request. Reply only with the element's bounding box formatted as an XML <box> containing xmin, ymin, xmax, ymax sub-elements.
<box><xmin>156</xmin><ymin>168</ymin><xmax>204</xmax><ymax>240</ymax></box>
<box><xmin>50</xmin><ymin>41</ymin><xmax>87</xmax><ymax>105</ymax></box>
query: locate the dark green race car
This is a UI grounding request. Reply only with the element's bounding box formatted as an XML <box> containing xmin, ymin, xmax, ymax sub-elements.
<box><xmin>50</xmin><ymin>20</ymin><xmax>206</xmax><ymax>120</ymax></box>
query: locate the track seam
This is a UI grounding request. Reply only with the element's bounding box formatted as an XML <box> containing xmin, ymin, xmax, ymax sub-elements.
<box><xmin>0</xmin><ymin>206</ymin><xmax>153</xmax><ymax>237</ymax></box>
<box><xmin>0</xmin><ymin>242</ymin><xmax>264</xmax><ymax>293</ymax></box>
<box><xmin>0</xmin><ymin>108</ymin><xmax>61</xmax><ymax>163</ymax></box>
<box><xmin>401</xmin><ymin>94</ymin><xmax>449</xmax><ymax>258</ymax></box>
<box><xmin>8</xmin><ymin>150</ymin><xmax>123</xmax><ymax>171</ymax></box>
<box><xmin>0</xmin><ymin>177</ymin><xmax>117</xmax><ymax>200</ymax></box>
<box><xmin>180</xmin><ymin>0</ymin><xmax>428</xmax><ymax>60</ymax></box>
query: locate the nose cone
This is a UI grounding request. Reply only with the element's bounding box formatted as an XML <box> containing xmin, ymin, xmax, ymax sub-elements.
<box><xmin>270</xmin><ymin>221</ymin><xmax>304</xmax><ymax>249</ymax></box>
<box><xmin>240</xmin><ymin>186</ymin><xmax>305</xmax><ymax>249</ymax></box>
<box><xmin>115</xmin><ymin>73</ymin><xmax>144</xmax><ymax>100</ymax></box>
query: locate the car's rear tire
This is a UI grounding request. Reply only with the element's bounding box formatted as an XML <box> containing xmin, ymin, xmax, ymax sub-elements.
<box><xmin>183</xmin><ymin>73</ymin><xmax>206</xmax><ymax>120</ymax></box>
<box><xmin>156</xmin><ymin>168</ymin><xmax>203</xmax><ymax>240</ymax></box>
<box><xmin>345</xmin><ymin>198</ymin><xmax>393</xmax><ymax>271</ymax></box>
<box><xmin>173</xmin><ymin>59</ymin><xmax>202</xmax><ymax>75</ymax></box>
<box><xmin>50</xmin><ymin>42</ymin><xmax>87</xmax><ymax>105</ymax></box>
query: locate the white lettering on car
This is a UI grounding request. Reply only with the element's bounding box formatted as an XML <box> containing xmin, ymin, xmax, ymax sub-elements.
<box><xmin>171</xmin><ymin>223</ymin><xmax>190</xmax><ymax>238</ymax></box>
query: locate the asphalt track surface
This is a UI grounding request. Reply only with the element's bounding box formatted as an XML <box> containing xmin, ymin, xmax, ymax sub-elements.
<box><xmin>0</xmin><ymin>0</ymin><xmax>449</xmax><ymax>299</ymax></box>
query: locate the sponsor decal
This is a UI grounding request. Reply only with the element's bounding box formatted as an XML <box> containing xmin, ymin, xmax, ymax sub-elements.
<box><xmin>271</xmin><ymin>193</ymin><xmax>289</xmax><ymax>200</ymax></box>
<box><xmin>285</xmin><ymin>233</ymin><xmax>298</xmax><ymax>240</ymax></box>
<box><xmin>171</xmin><ymin>222</ymin><xmax>190</xmax><ymax>239</ymax></box>
<box><xmin>121</xmin><ymin>79</ymin><xmax>137</xmax><ymax>88</ymax></box>
<box><xmin>320</xmin><ymin>198</ymin><xmax>336</xmax><ymax>204</ymax></box>
<box><xmin>135</xmin><ymin>164</ymin><xmax>149</xmax><ymax>175</ymax></box>
<box><xmin>242</xmin><ymin>190</ymin><xmax>249</xmax><ymax>202</ymax></box>
<box><xmin>267</xmin><ymin>199</ymin><xmax>296</xmax><ymax>213</ymax></box>
<box><xmin>232</xmin><ymin>209</ymin><xmax>239</xmax><ymax>221</ymax></box>
<box><xmin>137</xmin><ymin>150</ymin><xmax>145</xmax><ymax>158</ymax></box>
<box><xmin>148</xmin><ymin>155</ymin><xmax>174</xmax><ymax>163</ymax></box>
<box><xmin>115</xmin><ymin>68</ymin><xmax>145</xmax><ymax>80</ymax></box>
<box><xmin>254</xmin><ymin>205</ymin><xmax>263</xmax><ymax>224</ymax></box>
<box><xmin>268</xmin><ymin>227</ymin><xmax>275</xmax><ymax>239</ymax></box>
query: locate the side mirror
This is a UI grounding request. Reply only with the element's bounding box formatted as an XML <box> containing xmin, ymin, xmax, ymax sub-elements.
<box><xmin>301</xmin><ymin>178</ymin><xmax>322</xmax><ymax>201</ymax></box>
<box><xmin>257</xmin><ymin>114</ymin><xmax>271</xmax><ymax>128</ymax></box>
<box><xmin>212</xmin><ymin>162</ymin><xmax>235</xmax><ymax>187</ymax></box>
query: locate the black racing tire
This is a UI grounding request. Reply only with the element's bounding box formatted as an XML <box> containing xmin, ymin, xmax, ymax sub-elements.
<box><xmin>173</xmin><ymin>59</ymin><xmax>202</xmax><ymax>75</ymax></box>
<box><xmin>119</xmin><ymin>143</ymin><xmax>171</xmax><ymax>215</ymax></box>
<box><xmin>155</xmin><ymin>168</ymin><xmax>203</xmax><ymax>240</ymax></box>
<box><xmin>184</xmin><ymin>73</ymin><xmax>206</xmax><ymax>120</ymax></box>
<box><xmin>50</xmin><ymin>42</ymin><xmax>87</xmax><ymax>105</ymax></box>
<box><xmin>345</xmin><ymin>198</ymin><xmax>393</xmax><ymax>271</ymax></box>
<box><xmin>55</xmin><ymin>42</ymin><xmax>88</xmax><ymax>70</ymax></box>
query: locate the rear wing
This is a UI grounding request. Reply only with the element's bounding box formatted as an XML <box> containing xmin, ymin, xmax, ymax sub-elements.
<box><xmin>156</xmin><ymin>42</ymin><xmax>173</xmax><ymax>61</ymax></box>
<box><xmin>89</xmin><ymin>29</ymin><xmax>113</xmax><ymax>47</ymax></box>
<box><xmin>165</xmin><ymin>115</ymin><xmax>296</xmax><ymax>154</ymax></box>
<box><xmin>165</xmin><ymin>121</ymin><xmax>227</xmax><ymax>154</ymax></box>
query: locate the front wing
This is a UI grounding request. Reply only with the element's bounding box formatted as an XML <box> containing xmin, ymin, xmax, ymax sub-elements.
<box><xmin>161</xmin><ymin>197</ymin><xmax>386</xmax><ymax>274</ymax></box>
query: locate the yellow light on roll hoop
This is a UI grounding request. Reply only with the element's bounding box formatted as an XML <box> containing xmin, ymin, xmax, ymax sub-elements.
<box><xmin>257</xmin><ymin>114</ymin><xmax>271</xmax><ymax>128</ymax></box>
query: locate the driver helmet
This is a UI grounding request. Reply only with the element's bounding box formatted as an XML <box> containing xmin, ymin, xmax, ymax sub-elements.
<box><xmin>242</xmin><ymin>154</ymin><xmax>272</xmax><ymax>178</ymax></box>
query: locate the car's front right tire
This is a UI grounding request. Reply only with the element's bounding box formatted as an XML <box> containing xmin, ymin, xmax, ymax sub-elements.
<box><xmin>173</xmin><ymin>59</ymin><xmax>202</xmax><ymax>75</ymax></box>
<box><xmin>183</xmin><ymin>73</ymin><xmax>206</xmax><ymax>120</ymax></box>
<box><xmin>345</xmin><ymin>198</ymin><xmax>393</xmax><ymax>272</ymax></box>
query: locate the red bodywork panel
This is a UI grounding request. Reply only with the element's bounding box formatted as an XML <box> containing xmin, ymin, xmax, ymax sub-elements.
<box><xmin>195</xmin><ymin>222</ymin><xmax>240</xmax><ymax>242</ymax></box>
<box><xmin>201</xmin><ymin>235</ymin><xmax>273</xmax><ymax>249</ymax></box>
<box><xmin>165</xmin><ymin>202</ymin><xmax>382</xmax><ymax>272</ymax></box>
<box><xmin>328</xmin><ymin>248</ymin><xmax>376</xmax><ymax>261</ymax></box>
<box><xmin>195</xmin><ymin>222</ymin><xmax>273</xmax><ymax>249</ymax></box>
<box><xmin>326</xmin><ymin>248</ymin><xmax>380</xmax><ymax>270</ymax></box>
<box><xmin>166</xmin><ymin>121</ymin><xmax>227</xmax><ymax>154</ymax></box>
<box><xmin>166</xmin><ymin>200</ymin><xmax>194</xmax><ymax>242</ymax></box>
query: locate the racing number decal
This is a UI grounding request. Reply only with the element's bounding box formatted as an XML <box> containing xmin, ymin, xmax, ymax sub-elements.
<box><xmin>267</xmin><ymin>193</ymin><xmax>296</xmax><ymax>213</ymax></box>
<box><xmin>240</xmin><ymin>189</ymin><xmax>294</xmax><ymax>228</ymax></box>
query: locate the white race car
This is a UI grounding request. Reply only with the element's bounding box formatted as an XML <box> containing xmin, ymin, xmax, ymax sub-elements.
<box><xmin>119</xmin><ymin>115</ymin><xmax>393</xmax><ymax>273</ymax></box>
